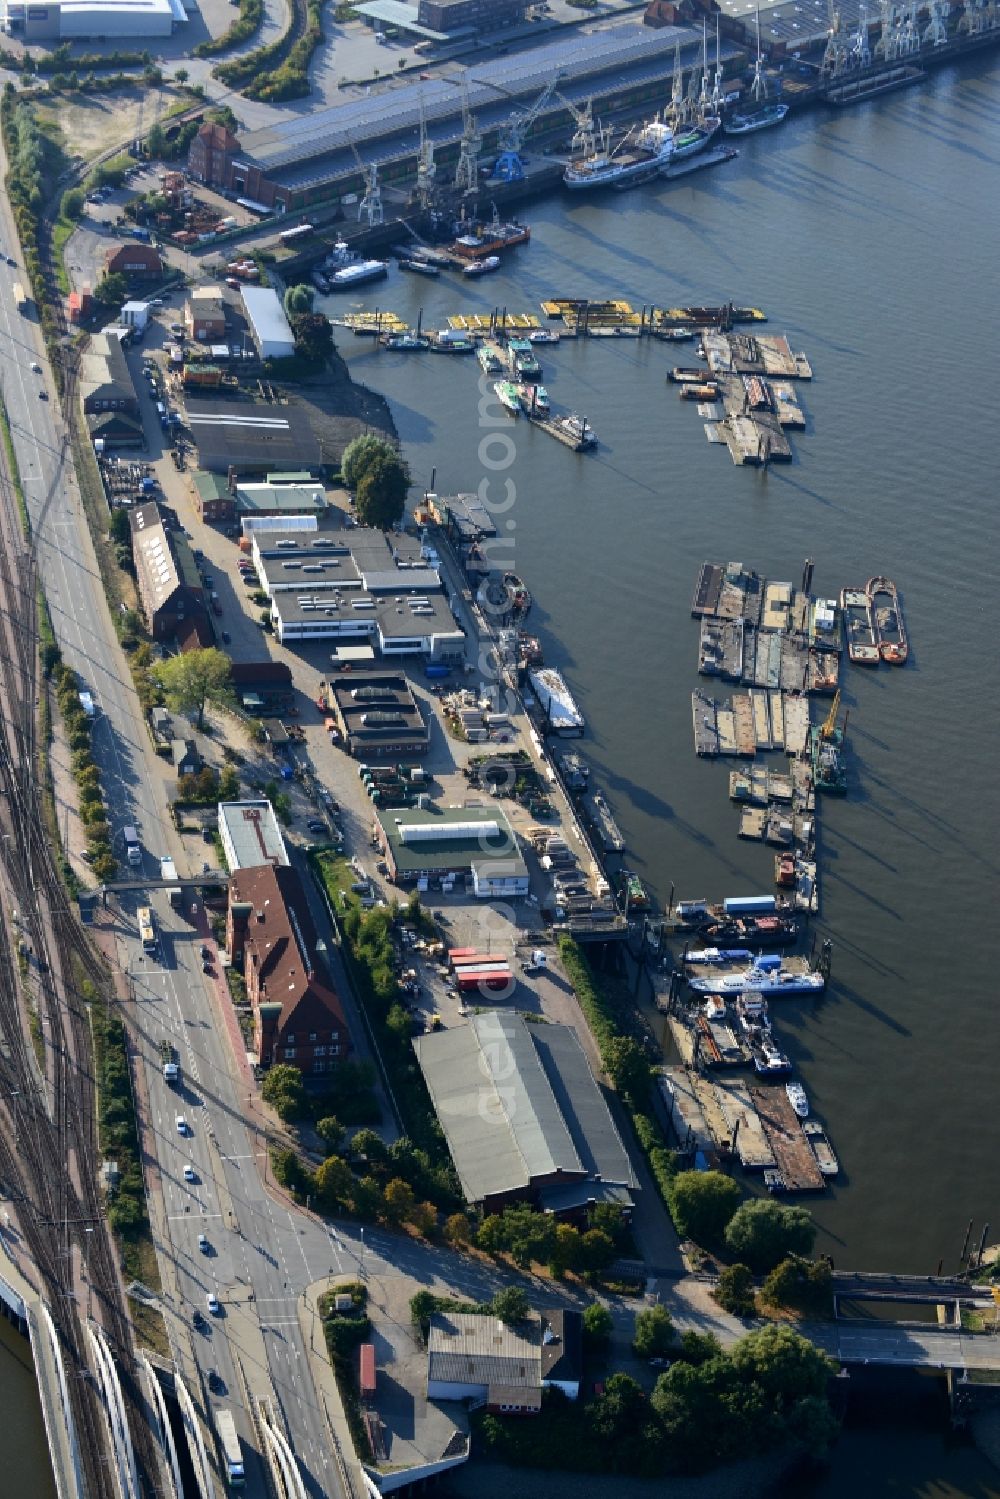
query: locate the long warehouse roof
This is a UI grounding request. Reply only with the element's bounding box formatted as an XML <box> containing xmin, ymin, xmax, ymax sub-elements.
<box><xmin>237</xmin><ymin>20</ymin><xmax>699</xmax><ymax>175</ymax></box>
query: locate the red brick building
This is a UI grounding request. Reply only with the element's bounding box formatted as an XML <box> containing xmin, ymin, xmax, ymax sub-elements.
<box><xmin>226</xmin><ymin>864</ymin><xmax>349</xmax><ymax>1077</ymax></box>
<box><xmin>188</xmin><ymin>121</ymin><xmax>241</xmax><ymax>191</ymax></box>
<box><xmin>105</xmin><ymin>243</ymin><xmax>164</xmax><ymax>281</ymax></box>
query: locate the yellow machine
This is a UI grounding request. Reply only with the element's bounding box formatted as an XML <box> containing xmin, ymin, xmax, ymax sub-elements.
<box><xmin>820</xmin><ymin>690</ymin><xmax>841</xmax><ymax>740</ymax></box>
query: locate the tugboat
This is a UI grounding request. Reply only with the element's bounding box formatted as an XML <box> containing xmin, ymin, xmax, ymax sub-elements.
<box><xmin>867</xmin><ymin>576</ymin><xmax>908</xmax><ymax>664</ymax></box>
<box><xmin>463</xmin><ymin>255</ymin><xmax>501</xmax><ymax>277</ymax></box>
<box><xmin>785</xmin><ymin>1081</ymin><xmax>809</xmax><ymax>1118</ymax></box>
<box><xmin>810</xmin><ymin>692</ymin><xmax>848</xmax><ymax>795</ymax></box>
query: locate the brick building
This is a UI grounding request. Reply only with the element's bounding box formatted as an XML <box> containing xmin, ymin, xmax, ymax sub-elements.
<box><xmin>226</xmin><ymin>863</ymin><xmax>349</xmax><ymax>1076</ymax></box>
<box><xmin>187</xmin><ymin>120</ymin><xmax>241</xmax><ymax>190</ymax></box>
<box><xmin>105</xmin><ymin>243</ymin><xmax>164</xmax><ymax>280</ymax></box>
<box><xmin>129</xmin><ymin>502</ymin><xmax>210</xmax><ymax>643</ymax></box>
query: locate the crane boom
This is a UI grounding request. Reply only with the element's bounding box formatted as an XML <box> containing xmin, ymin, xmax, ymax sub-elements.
<box><xmin>820</xmin><ymin>689</ymin><xmax>841</xmax><ymax>739</ymax></box>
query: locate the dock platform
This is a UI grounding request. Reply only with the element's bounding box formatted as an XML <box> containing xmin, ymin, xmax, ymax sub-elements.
<box><xmin>739</xmin><ymin>806</ymin><xmax>767</xmax><ymax>839</ymax></box>
<box><xmin>692</xmin><ymin>691</ymin><xmax>719</xmax><ymax>756</ymax></box>
<box><xmin>714</xmin><ymin>1077</ymin><xmax>775</xmax><ymax>1170</ymax></box>
<box><xmin>732</xmin><ymin>693</ymin><xmax>757</xmax><ymax>756</ymax></box>
<box><xmin>783</xmin><ymin>696</ymin><xmax>811</xmax><ymax>757</ymax></box>
<box><xmin>659</xmin><ymin>1067</ymin><xmax>718</xmax><ymax>1164</ymax></box>
<box><xmin>748</xmin><ymin>1085</ymin><xmax>825</xmax><ymax>1191</ymax></box>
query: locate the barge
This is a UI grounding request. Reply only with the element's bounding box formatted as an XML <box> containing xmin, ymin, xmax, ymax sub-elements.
<box><xmin>529</xmin><ymin>668</ymin><xmax>585</xmax><ymax>736</ymax></box>
<box><xmin>841</xmin><ymin>586</ymin><xmax>880</xmax><ymax>664</ymax></box>
<box><xmin>868</xmin><ymin>575</ymin><xmax>908</xmax><ymax>664</ymax></box>
<box><xmin>583</xmin><ymin>789</ymin><xmax>625</xmax><ymax>852</ymax></box>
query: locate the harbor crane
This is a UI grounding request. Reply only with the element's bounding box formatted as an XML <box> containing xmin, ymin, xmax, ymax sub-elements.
<box><xmin>819</xmin><ymin>690</ymin><xmax>841</xmax><ymax>740</ymax></box>
<box><xmin>923</xmin><ymin>0</ymin><xmax>949</xmax><ymax>45</ymax></box>
<box><xmin>850</xmin><ymin>4</ymin><xmax>872</xmax><ymax>68</ymax></box>
<box><xmin>351</xmin><ymin>144</ymin><xmax>384</xmax><ymax>227</ymax></box>
<box><xmin>491</xmin><ymin>77</ymin><xmax>559</xmax><ymax>181</ymax></box>
<box><xmin>820</xmin><ymin>0</ymin><xmax>853</xmax><ymax>79</ymax></box>
<box><xmin>454</xmin><ymin>78</ymin><xmax>482</xmax><ymax>194</ymax></box>
<box><xmin>415</xmin><ymin>91</ymin><xmax>437</xmax><ymax>210</ymax></box>
<box><xmin>556</xmin><ymin>91</ymin><xmax>597</xmax><ymax>159</ymax></box>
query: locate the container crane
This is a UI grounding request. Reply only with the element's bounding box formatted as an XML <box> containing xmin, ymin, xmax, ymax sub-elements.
<box><xmin>556</xmin><ymin>92</ymin><xmax>597</xmax><ymax>160</ymax></box>
<box><xmin>415</xmin><ymin>91</ymin><xmax>437</xmax><ymax>210</ymax></box>
<box><xmin>351</xmin><ymin>143</ymin><xmax>383</xmax><ymax>226</ymax></box>
<box><xmin>491</xmin><ymin>77</ymin><xmax>559</xmax><ymax>181</ymax></box>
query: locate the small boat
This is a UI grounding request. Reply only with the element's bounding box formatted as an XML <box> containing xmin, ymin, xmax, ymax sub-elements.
<box><xmin>803</xmin><ymin>1119</ymin><xmax>840</xmax><ymax>1177</ymax></box>
<box><xmin>775</xmin><ymin>853</ymin><xmax>796</xmax><ymax>887</ymax></box>
<box><xmin>840</xmin><ymin>586</ymin><xmax>880</xmax><ymax>665</ymax></box>
<box><xmin>507</xmin><ymin>338</ymin><xmax>541</xmax><ymax>380</ymax></box>
<box><xmin>620</xmin><ymin>871</ymin><xmax>651</xmax><ymax>912</ymax></box>
<box><xmin>867</xmin><ymin>576</ymin><xmax>908</xmax><ymax>664</ymax></box>
<box><xmin>528</xmin><ymin>328</ymin><xmax>560</xmax><ymax>344</ymax></box>
<box><xmin>553</xmin><ymin>413</ymin><xmax>598</xmax><ymax>449</ymax></box>
<box><xmin>503</xmin><ymin>571</ymin><xmax>531</xmax><ymax>614</ymax></box>
<box><xmin>430</xmin><ymin>334</ymin><xmax>475</xmax><ymax>354</ymax></box>
<box><xmin>785</xmin><ymin>1081</ymin><xmax>809</xmax><ymax>1118</ymax></box>
<box><xmin>463</xmin><ymin>255</ymin><xmax>501</xmax><ymax>277</ymax></box>
<box><xmin>753</xmin><ymin>1041</ymin><xmax>791</xmax><ymax>1075</ymax></box>
<box><xmin>477</xmin><ymin>342</ymin><xmax>505</xmax><ymax>374</ymax></box>
<box><xmin>398</xmin><ymin>258</ymin><xmax>440</xmax><ymax>277</ymax></box>
<box><xmin>493</xmin><ymin>380</ymin><xmax>521</xmax><ymax>415</ymax></box>
<box><xmin>381</xmin><ymin>333</ymin><xmax>429</xmax><ymax>351</ymax></box>
<box><xmin>723</xmin><ymin>102</ymin><xmax>789</xmax><ymax>135</ymax></box>
<box><xmin>311</xmin><ymin>269</ymin><xmax>329</xmax><ymax>293</ymax></box>
<box><xmin>517</xmin><ymin>383</ymin><xmax>549</xmax><ymax>414</ymax></box>
<box><xmin>660</xmin><ymin>328</ymin><xmax>695</xmax><ymax>342</ymax></box>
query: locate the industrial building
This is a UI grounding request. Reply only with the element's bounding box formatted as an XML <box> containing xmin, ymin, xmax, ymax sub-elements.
<box><xmin>241</xmin><ymin>286</ymin><xmax>295</xmax><ymax>361</ymax></box>
<box><xmin>251</xmin><ymin>527</ymin><xmax>466</xmax><ymax>658</ymax></box>
<box><xmin>426</xmin><ymin>1307</ymin><xmax>581</xmax><ymax>1411</ymax></box>
<box><xmin>1</xmin><ymin>0</ymin><xmax>186</xmax><ymax>40</ymax></box>
<box><xmin>327</xmin><ymin>667</ymin><xmax>429</xmax><ymax>758</ymax></box>
<box><xmin>80</xmin><ymin>329</ymin><xmax>143</xmax><ymax>447</ymax></box>
<box><xmin>217</xmin><ymin>799</ymin><xmax>290</xmax><ymax>872</ymax></box>
<box><xmin>413</xmin><ymin>1010</ymin><xmax>637</xmax><ymax>1214</ymax></box>
<box><xmin>187</xmin><ymin>19</ymin><xmax>705</xmax><ymax>210</ymax></box>
<box><xmin>105</xmin><ymin>242</ymin><xmax>164</xmax><ymax>280</ymax></box>
<box><xmin>129</xmin><ymin>502</ymin><xmax>211</xmax><ymax>644</ymax></box>
<box><xmin>186</xmin><ymin>286</ymin><xmax>227</xmax><ymax>342</ymax></box>
<box><xmin>373</xmin><ymin>803</ymin><xmax>528</xmax><ymax>898</ymax></box>
<box><xmin>185</xmin><ymin>400</ymin><xmax>321</xmax><ymax>474</ymax></box>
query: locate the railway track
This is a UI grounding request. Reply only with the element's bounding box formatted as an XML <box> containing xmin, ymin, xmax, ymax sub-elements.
<box><xmin>0</xmin><ymin>355</ymin><xmax>163</xmax><ymax>1493</ymax></box>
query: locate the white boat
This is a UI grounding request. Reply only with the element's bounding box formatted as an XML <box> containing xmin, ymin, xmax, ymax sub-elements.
<box><xmin>517</xmin><ymin>382</ymin><xmax>549</xmax><ymax>414</ymax></box>
<box><xmin>553</xmin><ymin>413</ymin><xmax>598</xmax><ymax>449</ymax></box>
<box><xmin>528</xmin><ymin>329</ymin><xmax>560</xmax><ymax>344</ymax></box>
<box><xmin>528</xmin><ymin>668</ymin><xmax>584</xmax><ymax>736</ymax></box>
<box><xmin>564</xmin><ymin>119</ymin><xmax>674</xmax><ymax>190</ymax></box>
<box><xmin>326</xmin><ymin>236</ymin><xmax>389</xmax><ymax>289</ymax></box>
<box><xmin>723</xmin><ymin>102</ymin><xmax>789</xmax><ymax>136</ymax></box>
<box><xmin>689</xmin><ymin>961</ymin><xmax>824</xmax><ymax>996</ymax></box>
<box><xmin>753</xmin><ymin>1041</ymin><xmax>791</xmax><ymax>1075</ymax></box>
<box><xmin>804</xmin><ymin>1119</ymin><xmax>840</xmax><ymax>1177</ymax></box>
<box><xmin>463</xmin><ymin>255</ymin><xmax>501</xmax><ymax>276</ymax></box>
<box><xmin>477</xmin><ymin>343</ymin><xmax>504</xmax><ymax>373</ymax></box>
<box><xmin>493</xmin><ymin>380</ymin><xmax>521</xmax><ymax>415</ymax></box>
<box><xmin>785</xmin><ymin>1081</ymin><xmax>809</xmax><ymax>1118</ymax></box>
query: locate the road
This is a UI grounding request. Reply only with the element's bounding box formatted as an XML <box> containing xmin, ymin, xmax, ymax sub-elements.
<box><xmin>0</xmin><ymin>163</ymin><xmax>345</xmax><ymax>1493</ymax></box>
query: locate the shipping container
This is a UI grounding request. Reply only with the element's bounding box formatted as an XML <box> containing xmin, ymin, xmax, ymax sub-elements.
<box><xmin>722</xmin><ymin>895</ymin><xmax>776</xmax><ymax>915</ymax></box>
<box><xmin>359</xmin><ymin>1343</ymin><xmax>376</xmax><ymax>1404</ymax></box>
<box><xmin>456</xmin><ymin>968</ymin><xmax>514</xmax><ymax>993</ymax></box>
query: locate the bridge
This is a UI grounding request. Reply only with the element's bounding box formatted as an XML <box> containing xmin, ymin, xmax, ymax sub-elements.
<box><xmin>831</xmin><ymin>1271</ymin><xmax>996</xmax><ymax>1308</ymax></box>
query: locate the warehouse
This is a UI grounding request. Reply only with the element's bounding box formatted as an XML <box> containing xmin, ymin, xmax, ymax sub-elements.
<box><xmin>241</xmin><ymin>286</ymin><xmax>295</xmax><ymax>361</ymax></box>
<box><xmin>4</xmin><ymin>0</ymin><xmax>185</xmax><ymax>40</ymax></box>
<box><xmin>185</xmin><ymin>400</ymin><xmax>321</xmax><ymax>474</ymax></box>
<box><xmin>373</xmin><ymin>802</ymin><xmax>528</xmax><ymax>898</ymax></box>
<box><xmin>328</xmin><ymin>668</ymin><xmax>429</xmax><ymax>758</ymax></box>
<box><xmin>413</xmin><ymin>1011</ymin><xmax>637</xmax><ymax>1214</ymax></box>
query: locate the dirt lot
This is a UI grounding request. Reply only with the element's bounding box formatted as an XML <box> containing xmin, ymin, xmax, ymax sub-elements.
<box><xmin>35</xmin><ymin>86</ymin><xmax>175</xmax><ymax>162</ymax></box>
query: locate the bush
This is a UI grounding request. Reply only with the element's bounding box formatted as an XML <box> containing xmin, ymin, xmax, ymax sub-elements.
<box><xmin>715</xmin><ymin>1263</ymin><xmax>757</xmax><ymax>1318</ymax></box>
<box><xmin>633</xmin><ymin>1303</ymin><xmax>674</xmax><ymax>1359</ymax></box>
<box><xmin>667</xmin><ymin>1171</ymin><xmax>741</xmax><ymax>1247</ymax></box>
<box><xmin>761</xmin><ymin>1256</ymin><xmax>834</xmax><ymax>1318</ymax></box>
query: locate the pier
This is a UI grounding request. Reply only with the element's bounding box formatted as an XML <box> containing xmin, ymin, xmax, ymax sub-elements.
<box><xmin>749</xmin><ymin>1085</ymin><xmax>825</xmax><ymax>1192</ymax></box>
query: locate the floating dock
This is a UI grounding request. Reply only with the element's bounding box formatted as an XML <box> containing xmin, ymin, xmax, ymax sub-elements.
<box><xmin>692</xmin><ymin>691</ymin><xmax>719</xmax><ymax>756</ymax></box>
<box><xmin>748</xmin><ymin>1085</ymin><xmax>825</xmax><ymax>1192</ymax></box>
<box><xmin>658</xmin><ymin>1068</ymin><xmax>718</xmax><ymax>1165</ymax></box>
<box><xmin>714</xmin><ymin>1077</ymin><xmax>775</xmax><ymax>1171</ymax></box>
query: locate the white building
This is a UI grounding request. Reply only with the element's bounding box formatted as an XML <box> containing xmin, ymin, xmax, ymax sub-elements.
<box><xmin>3</xmin><ymin>0</ymin><xmax>185</xmax><ymax>39</ymax></box>
<box><xmin>218</xmin><ymin>799</ymin><xmax>290</xmax><ymax>873</ymax></box>
<box><xmin>240</xmin><ymin>287</ymin><xmax>295</xmax><ymax>361</ymax></box>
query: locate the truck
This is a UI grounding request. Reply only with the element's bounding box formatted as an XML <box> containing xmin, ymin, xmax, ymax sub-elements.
<box><xmin>215</xmin><ymin>1409</ymin><xmax>245</xmax><ymax>1487</ymax></box>
<box><xmin>160</xmin><ymin>856</ymin><xmax>182</xmax><ymax>907</ymax></box>
<box><xmin>13</xmin><ymin>282</ymin><xmax>29</xmax><ymax>314</ymax></box>
<box><xmin>159</xmin><ymin>1040</ymin><xmax>179</xmax><ymax>1085</ymax></box>
<box><xmin>123</xmin><ymin>825</ymin><xmax>142</xmax><ymax>868</ymax></box>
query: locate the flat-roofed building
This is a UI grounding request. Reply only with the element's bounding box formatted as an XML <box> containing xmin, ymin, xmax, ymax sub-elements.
<box><xmin>185</xmin><ymin>400</ymin><xmax>321</xmax><ymax>474</ymax></box>
<box><xmin>329</xmin><ymin>668</ymin><xmax>429</xmax><ymax>758</ymax></box>
<box><xmin>218</xmin><ymin>798</ymin><xmax>290</xmax><ymax>872</ymax></box>
<box><xmin>374</xmin><ymin>802</ymin><xmax>528</xmax><ymax>899</ymax></box>
<box><xmin>241</xmin><ymin>286</ymin><xmax>295</xmax><ymax>361</ymax></box>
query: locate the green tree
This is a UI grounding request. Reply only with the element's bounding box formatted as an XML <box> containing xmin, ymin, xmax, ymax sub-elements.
<box><xmin>351</xmin><ymin>1175</ymin><xmax>384</xmax><ymax>1221</ymax></box>
<box><xmin>667</xmin><ymin>1170</ymin><xmax>741</xmax><ymax>1246</ymax></box>
<box><xmin>677</xmin><ymin>1330</ymin><xmax>722</xmax><ymax>1366</ymax></box>
<box><xmin>61</xmin><ymin>186</ymin><xmax>85</xmax><ymax>220</ymax></box>
<box><xmin>351</xmin><ymin>1128</ymin><xmax>389</xmax><ymax>1169</ymax></box>
<box><xmin>316</xmin><ymin>1116</ymin><xmax>345</xmax><ymax>1155</ymax></box>
<box><xmin>175</xmin><ymin>66</ymin><xmax>189</xmax><ymax>84</ymax></box>
<box><xmin>443</xmin><ymin>1212</ymin><xmax>471</xmax><ymax>1246</ymax></box>
<box><xmin>715</xmin><ymin>1262</ymin><xmax>757</xmax><ymax>1318</ymax></box>
<box><xmin>284</xmin><ymin>282</ymin><xmax>314</xmax><ymax>317</ymax></box>
<box><xmin>262</xmin><ymin>1063</ymin><xmax>307</xmax><ymax>1121</ymax></box>
<box><xmin>355</xmin><ymin>450</ymin><xmax>408</xmax><ymax>531</ymax></box>
<box><xmin>410</xmin><ymin>1200</ymin><xmax>437</xmax><ymax>1237</ymax></box>
<box><xmin>98</xmin><ymin>271</ymin><xmax>129</xmax><ymax>309</ymax></box>
<box><xmin>589</xmin><ymin>1202</ymin><xmax>627</xmax><ymax>1248</ymax></box>
<box><xmin>410</xmin><ymin>1289</ymin><xmax>436</xmax><ymax>1330</ymax></box>
<box><xmin>341</xmin><ymin>432</ymin><xmax>394</xmax><ymax>490</ymax></box>
<box><xmin>549</xmin><ymin>1222</ymin><xmax>583</xmax><ymax>1278</ymax></box>
<box><xmin>604</xmin><ymin>1035</ymin><xmax>651</xmax><ymax>1105</ymax></box>
<box><xmin>153</xmin><ymin>647</ymin><xmax>232</xmax><ymax>729</ymax></box>
<box><xmin>724</xmin><ymin>1198</ymin><xmax>817</xmax><ymax>1273</ymax></box>
<box><xmin>633</xmin><ymin>1303</ymin><xmax>674</xmax><ymax>1360</ymax></box>
<box><xmin>761</xmin><ymin>1256</ymin><xmax>834</xmax><ymax>1318</ymax></box>
<box><xmin>588</xmin><ymin>1371</ymin><xmax>648</xmax><ymax>1443</ymax></box>
<box><xmin>315</xmin><ymin>1154</ymin><xmax>353</xmax><ymax>1209</ymax></box>
<box><xmin>491</xmin><ymin>1285</ymin><xmax>529</xmax><ymax>1324</ymax></box>
<box><xmin>146</xmin><ymin>122</ymin><xmax>166</xmax><ymax>158</ymax></box>
<box><xmin>290</xmin><ymin>311</ymin><xmax>334</xmax><ymax>362</ymax></box>
<box><xmin>218</xmin><ymin>764</ymin><xmax>240</xmax><ymax>801</ymax></box>
<box><xmin>476</xmin><ymin>1214</ymin><xmax>505</xmax><ymax>1255</ymax></box>
<box><xmin>382</xmin><ymin>1177</ymin><xmax>415</xmax><ymax>1226</ymax></box>
<box><xmin>92</xmin><ymin>852</ymin><xmax>117</xmax><ymax>881</ymax></box>
<box><xmin>582</xmin><ymin>1301</ymin><xmax>613</xmax><ymax>1344</ymax></box>
<box><xmin>580</xmin><ymin>1227</ymin><xmax>615</xmax><ymax>1278</ymax></box>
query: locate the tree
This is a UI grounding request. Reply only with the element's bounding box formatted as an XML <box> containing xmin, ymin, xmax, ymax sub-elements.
<box><xmin>582</xmin><ymin>1302</ymin><xmax>613</xmax><ymax>1344</ymax></box>
<box><xmin>716</xmin><ymin>1262</ymin><xmax>757</xmax><ymax>1318</ymax></box>
<box><xmin>146</xmin><ymin>121</ymin><xmax>166</xmax><ymax>158</ymax></box>
<box><xmin>290</xmin><ymin>311</ymin><xmax>334</xmax><ymax>362</ymax></box>
<box><xmin>476</xmin><ymin>1214</ymin><xmax>505</xmax><ymax>1255</ymax></box>
<box><xmin>351</xmin><ymin>1128</ymin><xmax>389</xmax><ymax>1169</ymax></box>
<box><xmin>761</xmin><ymin>1256</ymin><xmax>834</xmax><ymax>1318</ymax></box>
<box><xmin>409</xmin><ymin>1200</ymin><xmax>437</xmax><ymax>1237</ymax></box>
<box><xmin>410</xmin><ymin>1289</ymin><xmax>437</xmax><ymax>1329</ymax></box>
<box><xmin>589</xmin><ymin>1202</ymin><xmax>627</xmax><ymax>1248</ymax></box>
<box><xmin>153</xmin><ymin>647</ymin><xmax>232</xmax><ymax>729</ymax></box>
<box><xmin>604</xmin><ymin>1035</ymin><xmax>651</xmax><ymax>1105</ymax></box>
<box><xmin>491</xmin><ymin>1285</ymin><xmax>529</xmax><ymax>1324</ymax></box>
<box><xmin>667</xmin><ymin>1170</ymin><xmax>741</xmax><ymax>1246</ymax></box>
<box><xmin>218</xmin><ymin>764</ymin><xmax>240</xmax><ymax>801</ymax></box>
<box><xmin>175</xmin><ymin>66</ymin><xmax>189</xmax><ymax>84</ymax></box>
<box><xmin>580</xmin><ymin>1227</ymin><xmax>615</xmax><ymax>1278</ymax></box>
<box><xmin>632</xmin><ymin>1303</ymin><xmax>674</xmax><ymax>1360</ymax></box>
<box><xmin>442</xmin><ymin>1213</ymin><xmax>470</xmax><ymax>1246</ymax></box>
<box><xmin>382</xmin><ymin>1177</ymin><xmax>415</xmax><ymax>1226</ymax></box>
<box><xmin>351</xmin><ymin>1175</ymin><xmax>384</xmax><ymax>1221</ymax></box>
<box><xmin>548</xmin><ymin>1222</ymin><xmax>583</xmax><ymax>1278</ymax></box>
<box><xmin>341</xmin><ymin>433</ymin><xmax>394</xmax><ymax>490</ymax></box>
<box><xmin>724</xmin><ymin>1198</ymin><xmax>817</xmax><ymax>1273</ymax></box>
<box><xmin>61</xmin><ymin>186</ymin><xmax>85</xmax><ymax>221</ymax></box>
<box><xmin>315</xmin><ymin>1155</ymin><xmax>353</xmax><ymax>1210</ymax></box>
<box><xmin>316</xmin><ymin>1116</ymin><xmax>345</xmax><ymax>1155</ymax></box>
<box><xmin>356</xmin><ymin>450</ymin><xmax>408</xmax><ymax>531</ymax></box>
<box><xmin>588</xmin><ymin>1372</ymin><xmax>647</xmax><ymax>1443</ymax></box>
<box><xmin>98</xmin><ymin>271</ymin><xmax>129</xmax><ymax>309</ymax></box>
<box><xmin>284</xmin><ymin>282</ymin><xmax>314</xmax><ymax>317</ymax></box>
<box><xmin>262</xmin><ymin>1063</ymin><xmax>307</xmax><ymax>1121</ymax></box>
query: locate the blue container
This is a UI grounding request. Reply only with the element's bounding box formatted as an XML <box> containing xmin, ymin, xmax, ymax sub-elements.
<box><xmin>424</xmin><ymin>664</ymin><xmax>451</xmax><ymax>679</ymax></box>
<box><xmin>756</xmin><ymin>955</ymin><xmax>783</xmax><ymax>971</ymax></box>
<box><xmin>723</xmin><ymin>894</ymin><xmax>776</xmax><ymax>915</ymax></box>
<box><xmin>280</xmin><ymin>766</ymin><xmax>294</xmax><ymax>781</ymax></box>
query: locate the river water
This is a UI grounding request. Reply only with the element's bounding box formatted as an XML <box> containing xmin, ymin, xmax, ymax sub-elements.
<box><xmin>336</xmin><ymin>51</ymin><xmax>1000</xmax><ymax>1281</ymax></box>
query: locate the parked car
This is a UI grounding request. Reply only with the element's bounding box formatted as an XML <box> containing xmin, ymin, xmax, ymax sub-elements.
<box><xmin>198</xmin><ymin>1234</ymin><xmax>210</xmax><ymax>1253</ymax></box>
<box><xmin>307</xmin><ymin>819</ymin><xmax>326</xmax><ymax>835</ymax></box>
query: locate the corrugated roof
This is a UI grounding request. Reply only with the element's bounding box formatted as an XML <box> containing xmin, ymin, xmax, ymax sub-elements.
<box><xmin>240</xmin><ymin>286</ymin><xmax>295</xmax><ymax>350</ymax></box>
<box><xmin>427</xmin><ymin>1312</ymin><xmax>541</xmax><ymax>1389</ymax></box>
<box><xmin>530</xmin><ymin>1024</ymin><xmax>638</xmax><ymax>1188</ymax></box>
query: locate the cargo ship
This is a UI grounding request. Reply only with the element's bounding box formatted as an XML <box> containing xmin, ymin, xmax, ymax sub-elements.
<box><xmin>563</xmin><ymin>119</ymin><xmax>675</xmax><ymax>191</ymax></box>
<box><xmin>688</xmin><ymin>956</ymin><xmax>824</xmax><ymax>995</ymax></box>
<box><xmin>529</xmin><ymin>668</ymin><xmax>585</xmax><ymax>736</ymax></box>
<box><xmin>867</xmin><ymin>576</ymin><xmax>908</xmax><ymax>664</ymax></box>
<box><xmin>840</xmin><ymin>586</ymin><xmax>880</xmax><ymax>664</ymax></box>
